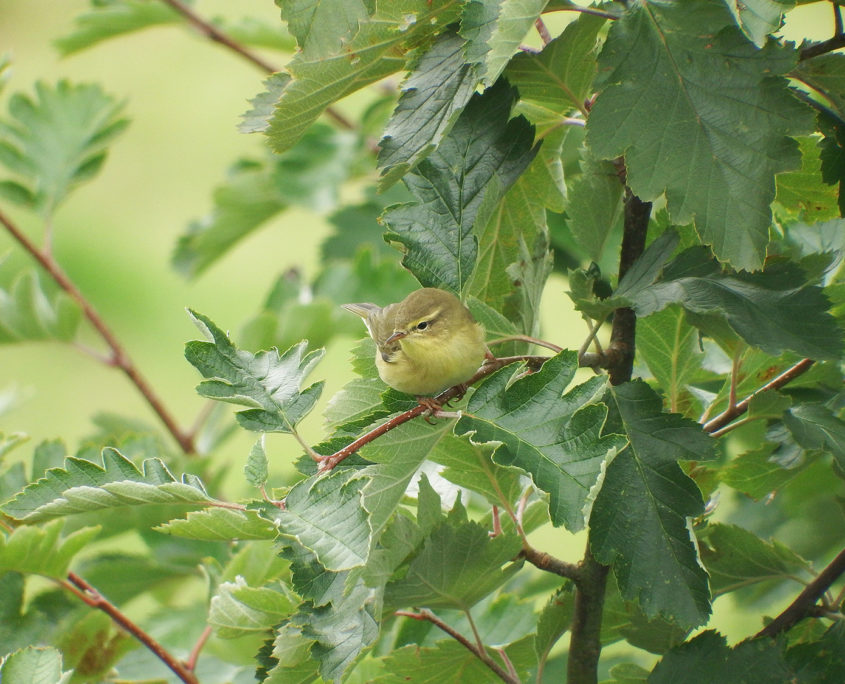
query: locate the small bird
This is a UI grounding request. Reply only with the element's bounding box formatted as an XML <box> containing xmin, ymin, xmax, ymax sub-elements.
<box><xmin>343</xmin><ymin>288</ymin><xmax>487</xmax><ymax>402</ymax></box>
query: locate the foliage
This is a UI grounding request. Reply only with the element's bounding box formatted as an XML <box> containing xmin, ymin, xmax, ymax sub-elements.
<box><xmin>0</xmin><ymin>1</ymin><xmax>844</xmax><ymax>684</ymax></box>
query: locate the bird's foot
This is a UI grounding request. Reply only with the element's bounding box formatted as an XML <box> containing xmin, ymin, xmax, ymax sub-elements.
<box><xmin>416</xmin><ymin>396</ymin><xmax>442</xmax><ymax>423</ymax></box>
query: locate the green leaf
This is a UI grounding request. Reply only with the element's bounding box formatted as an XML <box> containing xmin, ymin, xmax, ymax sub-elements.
<box><xmin>783</xmin><ymin>403</ymin><xmax>845</xmax><ymax>472</ymax></box>
<box><xmin>185</xmin><ymin>310</ymin><xmax>325</xmax><ymax>433</ymax></box>
<box><xmin>636</xmin><ymin>306</ymin><xmax>704</xmax><ymax>416</ymax></box>
<box><xmin>650</xmin><ymin>630</ymin><xmax>791</xmax><ymax>684</ymax></box>
<box><xmin>54</xmin><ymin>1</ymin><xmax>180</xmax><ymax>55</ymax></box>
<box><xmin>245</xmin><ymin>436</ymin><xmax>269</xmax><ymax>488</ymax></box>
<box><xmin>507</xmin><ymin>13</ymin><xmax>605</xmax><ymax>120</ymax></box>
<box><xmin>279</xmin><ymin>0</ymin><xmax>370</xmax><ymax>57</ymax></box>
<box><xmin>0</xmin><ymin>80</ymin><xmax>128</xmax><ymax>217</ymax></box>
<box><xmin>277</xmin><ymin>471</ymin><xmax>371</xmax><ymax>572</ymax></box>
<box><xmin>0</xmin><ymin>432</ymin><xmax>29</xmax><ymax>460</ymax></box>
<box><xmin>785</xmin><ymin>622</ymin><xmax>845</xmax><ymax>683</ymax></box>
<box><xmin>0</xmin><ymin>647</ymin><xmax>71</xmax><ymax>684</ymax></box>
<box><xmin>457</xmin><ymin>351</ymin><xmax>624</xmax><ymax>531</ymax></box>
<box><xmin>1</xmin><ymin>448</ymin><xmax>212</xmax><ymax>523</ymax></box>
<box><xmin>462</xmin><ymin>0</ymin><xmax>551</xmax><ymax>86</ymax></box>
<box><xmin>590</xmin><ymin>380</ymin><xmax>716</xmax><ymax>628</ymax></box>
<box><xmin>720</xmin><ymin>441</ymin><xmax>809</xmax><ymax>500</ymax></box>
<box><xmin>0</xmin><ymin>272</ymin><xmax>81</xmax><ymax>344</ymax></box>
<box><xmin>154</xmin><ymin>507</ymin><xmax>276</xmax><ymax>541</ymax></box>
<box><xmin>174</xmin><ymin>127</ymin><xmax>357</xmax><ymax>277</ymax></box>
<box><xmin>0</xmin><ymin>519</ymin><xmax>99</xmax><ymax>579</ymax></box>
<box><xmin>776</xmin><ymin>136</ymin><xmax>840</xmax><ymax>222</ymax></box>
<box><xmin>724</xmin><ymin>0</ymin><xmax>795</xmax><ymax>47</ymax></box>
<box><xmin>793</xmin><ymin>52</ymin><xmax>845</xmax><ymax>122</ymax></box>
<box><xmin>535</xmin><ymin>585</ymin><xmax>574</xmax><ymax>675</ymax></box>
<box><xmin>633</xmin><ymin>248</ymin><xmax>843</xmax><ymax>361</ymax></box>
<box><xmin>698</xmin><ymin>523</ymin><xmax>811</xmax><ymax>597</ymax></box>
<box><xmin>378</xmin><ymin>29</ymin><xmax>478</xmax><ymax>188</ymax></box>
<box><xmin>209</xmin><ymin>577</ymin><xmax>297</xmax><ymax>638</ymax></box>
<box><xmin>259</xmin><ymin>0</ymin><xmax>462</xmax><ymax>153</ymax></box>
<box><xmin>383</xmin><ymin>517</ymin><xmax>522</xmax><ymax>611</ymax></box>
<box><xmin>383</xmin><ymin>79</ymin><xmax>537</xmax><ymax>294</ymax></box>
<box><xmin>587</xmin><ymin>0</ymin><xmax>813</xmax><ymax>270</ymax></box>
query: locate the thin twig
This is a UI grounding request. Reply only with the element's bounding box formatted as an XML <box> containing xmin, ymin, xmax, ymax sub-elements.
<box><xmin>702</xmin><ymin>359</ymin><xmax>814</xmax><ymax>434</ymax></box>
<box><xmin>185</xmin><ymin>625</ymin><xmax>213</xmax><ymax>672</ymax></box>
<box><xmin>549</xmin><ymin>5</ymin><xmax>619</xmax><ymax>20</ymax></box>
<box><xmin>578</xmin><ymin>319</ymin><xmax>604</xmax><ymax>362</ymax></box>
<box><xmin>487</xmin><ymin>334</ymin><xmax>563</xmax><ymax>353</ymax></box>
<box><xmin>65</xmin><ymin>572</ymin><xmax>199</xmax><ymax>684</ymax></box>
<box><xmin>534</xmin><ymin>17</ymin><xmax>552</xmax><ymax>45</ymax></box>
<box><xmin>497</xmin><ymin>648</ymin><xmax>519</xmax><ymax>682</ymax></box>
<box><xmin>799</xmin><ymin>35</ymin><xmax>845</xmax><ymax>60</ymax></box>
<box><xmin>728</xmin><ymin>351</ymin><xmax>741</xmax><ymax>413</ymax></box>
<box><xmin>521</xmin><ymin>544</ymin><xmax>581</xmax><ymax>582</ymax></box>
<box><xmin>158</xmin><ymin>0</ymin><xmax>356</xmax><ymax>131</ymax></box>
<box><xmin>318</xmin><ymin>355</ymin><xmax>550</xmax><ymax>471</ymax></box>
<box><xmin>394</xmin><ymin>610</ymin><xmax>520</xmax><ymax>684</ymax></box>
<box><xmin>756</xmin><ymin>547</ymin><xmax>845</xmax><ymax>638</ymax></box>
<box><xmin>0</xmin><ymin>207</ymin><xmax>195</xmax><ymax>454</ymax></box>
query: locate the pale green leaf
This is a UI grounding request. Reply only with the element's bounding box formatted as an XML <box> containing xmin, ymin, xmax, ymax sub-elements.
<box><xmin>535</xmin><ymin>585</ymin><xmax>574</xmax><ymax>673</ymax></box>
<box><xmin>587</xmin><ymin>0</ymin><xmax>813</xmax><ymax>270</ymax></box>
<box><xmin>590</xmin><ymin>380</ymin><xmax>716</xmax><ymax>628</ymax></box>
<box><xmin>0</xmin><ymin>272</ymin><xmax>81</xmax><ymax>344</ymax></box>
<box><xmin>185</xmin><ymin>310</ymin><xmax>325</xmax><ymax>433</ymax></box>
<box><xmin>776</xmin><ymin>136</ymin><xmax>839</xmax><ymax>222</ymax></box>
<box><xmin>0</xmin><ymin>80</ymin><xmax>128</xmax><ymax>217</ymax></box>
<box><xmin>565</xmin><ymin>154</ymin><xmax>624</xmax><ymax>264</ymax></box>
<box><xmin>0</xmin><ymin>647</ymin><xmax>71</xmax><ymax>684</ymax></box>
<box><xmin>154</xmin><ymin>507</ymin><xmax>276</xmax><ymax>541</ymax></box>
<box><xmin>378</xmin><ymin>29</ymin><xmax>479</xmax><ymax>188</ymax></box>
<box><xmin>279</xmin><ymin>0</ymin><xmax>370</xmax><ymax>57</ymax></box>
<box><xmin>457</xmin><ymin>351</ymin><xmax>623</xmax><ymax>531</ymax></box>
<box><xmin>720</xmin><ymin>442</ymin><xmax>809</xmax><ymax>500</ymax></box>
<box><xmin>0</xmin><ymin>519</ymin><xmax>99</xmax><ymax>579</ymax></box>
<box><xmin>723</xmin><ymin>0</ymin><xmax>795</xmax><ymax>47</ymax></box>
<box><xmin>383</xmin><ymin>79</ymin><xmax>537</xmax><ymax>294</ymax></box>
<box><xmin>245</xmin><ymin>436</ymin><xmax>269</xmax><ymax>488</ymax></box>
<box><xmin>209</xmin><ymin>577</ymin><xmax>297</xmax><ymax>638</ymax></box>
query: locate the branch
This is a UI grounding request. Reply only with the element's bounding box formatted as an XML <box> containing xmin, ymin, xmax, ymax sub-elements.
<box><xmin>185</xmin><ymin>625</ymin><xmax>213</xmax><ymax>672</ymax></box>
<box><xmin>799</xmin><ymin>35</ymin><xmax>845</xmax><ymax>61</ymax></box>
<box><xmin>318</xmin><ymin>354</ymin><xmax>550</xmax><ymax>472</ymax></box>
<box><xmin>0</xmin><ymin>207</ymin><xmax>195</xmax><ymax>454</ymax></box>
<box><xmin>158</xmin><ymin>0</ymin><xmax>356</xmax><ymax>132</ymax></box>
<box><xmin>756</xmin><ymin>547</ymin><xmax>845</xmax><ymax>638</ymax></box>
<box><xmin>65</xmin><ymin>572</ymin><xmax>198</xmax><ymax>684</ymax></box>
<box><xmin>395</xmin><ymin>609</ymin><xmax>520</xmax><ymax>684</ymax></box>
<box><xmin>702</xmin><ymin>358</ymin><xmax>815</xmax><ymax>434</ymax></box>
<box><xmin>520</xmin><ymin>544</ymin><xmax>581</xmax><ymax>582</ymax></box>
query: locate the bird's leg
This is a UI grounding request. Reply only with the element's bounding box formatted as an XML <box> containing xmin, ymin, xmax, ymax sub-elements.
<box><xmin>443</xmin><ymin>383</ymin><xmax>469</xmax><ymax>408</ymax></box>
<box><xmin>416</xmin><ymin>396</ymin><xmax>442</xmax><ymax>423</ymax></box>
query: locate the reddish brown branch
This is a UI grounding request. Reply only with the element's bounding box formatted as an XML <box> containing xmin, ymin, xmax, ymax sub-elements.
<box><xmin>395</xmin><ymin>609</ymin><xmax>520</xmax><ymax>684</ymax></box>
<box><xmin>0</xmin><ymin>208</ymin><xmax>195</xmax><ymax>454</ymax></box>
<box><xmin>158</xmin><ymin>0</ymin><xmax>356</xmax><ymax>132</ymax></box>
<box><xmin>702</xmin><ymin>358</ymin><xmax>815</xmax><ymax>435</ymax></box>
<box><xmin>756</xmin><ymin>547</ymin><xmax>845</xmax><ymax>638</ymax></box>
<box><xmin>186</xmin><ymin>625</ymin><xmax>213</xmax><ymax>672</ymax></box>
<box><xmin>318</xmin><ymin>355</ymin><xmax>550</xmax><ymax>472</ymax></box>
<box><xmin>66</xmin><ymin>572</ymin><xmax>199</xmax><ymax>684</ymax></box>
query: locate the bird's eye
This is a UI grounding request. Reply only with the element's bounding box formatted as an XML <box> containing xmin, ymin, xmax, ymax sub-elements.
<box><xmin>416</xmin><ymin>321</ymin><xmax>429</xmax><ymax>330</ymax></box>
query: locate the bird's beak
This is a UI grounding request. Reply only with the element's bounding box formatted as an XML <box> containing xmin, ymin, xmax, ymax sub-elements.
<box><xmin>384</xmin><ymin>330</ymin><xmax>407</xmax><ymax>345</ymax></box>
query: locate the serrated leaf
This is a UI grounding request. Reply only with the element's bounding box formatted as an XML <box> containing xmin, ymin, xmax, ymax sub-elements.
<box><xmin>258</xmin><ymin>0</ymin><xmax>463</xmax><ymax>153</ymax></box>
<box><xmin>457</xmin><ymin>351</ymin><xmax>624</xmax><ymax>531</ymax></box>
<box><xmin>776</xmin><ymin>136</ymin><xmax>839</xmax><ymax>222</ymax></box>
<box><xmin>383</xmin><ymin>518</ymin><xmax>522</xmax><ymax>611</ymax></box>
<box><xmin>650</xmin><ymin>630</ymin><xmax>791</xmax><ymax>684</ymax></box>
<box><xmin>793</xmin><ymin>52</ymin><xmax>845</xmax><ymax>122</ymax></box>
<box><xmin>698</xmin><ymin>523</ymin><xmax>811</xmax><ymax>597</ymax></box>
<box><xmin>1</xmin><ymin>447</ymin><xmax>211</xmax><ymax>523</ymax></box>
<box><xmin>0</xmin><ymin>272</ymin><xmax>81</xmax><ymax>344</ymax></box>
<box><xmin>0</xmin><ymin>647</ymin><xmax>71</xmax><ymax>684</ymax></box>
<box><xmin>724</xmin><ymin>0</ymin><xmax>795</xmax><ymax>47</ymax></box>
<box><xmin>209</xmin><ymin>577</ymin><xmax>297</xmax><ymax>638</ymax></box>
<box><xmin>587</xmin><ymin>0</ymin><xmax>813</xmax><ymax>270</ymax></box>
<box><xmin>245</xmin><ymin>436</ymin><xmax>269</xmax><ymax>488</ymax></box>
<box><xmin>720</xmin><ymin>441</ymin><xmax>809</xmax><ymax>499</ymax></box>
<box><xmin>155</xmin><ymin>507</ymin><xmax>276</xmax><ymax>541</ymax></box>
<box><xmin>564</xmin><ymin>154</ymin><xmax>624</xmax><ymax>263</ymax></box>
<box><xmin>279</xmin><ymin>0</ymin><xmax>370</xmax><ymax>58</ymax></box>
<box><xmin>535</xmin><ymin>585</ymin><xmax>574</xmax><ymax>673</ymax></box>
<box><xmin>783</xmin><ymin>403</ymin><xmax>845</xmax><ymax>472</ymax></box>
<box><xmin>590</xmin><ymin>380</ymin><xmax>715</xmax><ymax>628</ymax></box>
<box><xmin>785</xmin><ymin>622</ymin><xmax>845</xmax><ymax>683</ymax></box>
<box><xmin>462</xmin><ymin>0</ymin><xmax>551</xmax><ymax>86</ymax></box>
<box><xmin>185</xmin><ymin>310</ymin><xmax>325</xmax><ymax>433</ymax></box>
<box><xmin>0</xmin><ymin>519</ymin><xmax>99</xmax><ymax>579</ymax></box>
<box><xmin>383</xmin><ymin>79</ymin><xmax>537</xmax><ymax>294</ymax></box>
<box><xmin>378</xmin><ymin>29</ymin><xmax>478</xmax><ymax>187</ymax></box>
<box><xmin>276</xmin><ymin>470</ymin><xmax>371</xmax><ymax>572</ymax></box>
<box><xmin>0</xmin><ymin>80</ymin><xmax>128</xmax><ymax>217</ymax></box>
<box><xmin>637</xmin><ymin>306</ymin><xmax>703</xmax><ymax>416</ymax></box>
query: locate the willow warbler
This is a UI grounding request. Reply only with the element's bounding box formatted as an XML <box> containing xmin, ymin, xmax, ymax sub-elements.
<box><xmin>343</xmin><ymin>288</ymin><xmax>487</xmax><ymax>398</ymax></box>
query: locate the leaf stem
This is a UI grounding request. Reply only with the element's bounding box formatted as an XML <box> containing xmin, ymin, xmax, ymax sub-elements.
<box><xmin>157</xmin><ymin>0</ymin><xmax>356</xmax><ymax>132</ymax></box>
<box><xmin>0</xmin><ymin>207</ymin><xmax>195</xmax><ymax>454</ymax></box>
<box><xmin>534</xmin><ymin>17</ymin><xmax>552</xmax><ymax>45</ymax></box>
<box><xmin>755</xmin><ymin>546</ymin><xmax>845</xmax><ymax>638</ymax></box>
<box><xmin>394</xmin><ymin>609</ymin><xmax>520</xmax><ymax>684</ymax></box>
<box><xmin>185</xmin><ymin>625</ymin><xmax>213</xmax><ymax>672</ymax></box>
<box><xmin>487</xmin><ymin>334</ymin><xmax>563</xmax><ymax>353</ymax></box>
<box><xmin>64</xmin><ymin>571</ymin><xmax>199</xmax><ymax>684</ymax></box>
<box><xmin>702</xmin><ymin>358</ymin><xmax>814</xmax><ymax>434</ymax></box>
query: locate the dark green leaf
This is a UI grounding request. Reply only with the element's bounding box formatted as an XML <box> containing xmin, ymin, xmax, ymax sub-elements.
<box><xmin>378</xmin><ymin>29</ymin><xmax>478</xmax><ymax>187</ymax></box>
<box><xmin>587</xmin><ymin>0</ymin><xmax>813</xmax><ymax>270</ymax></box>
<box><xmin>726</xmin><ymin>0</ymin><xmax>795</xmax><ymax>47</ymax></box>
<box><xmin>776</xmin><ymin>136</ymin><xmax>840</xmax><ymax>222</ymax></box>
<box><xmin>0</xmin><ymin>81</ymin><xmax>128</xmax><ymax>216</ymax></box>
<box><xmin>535</xmin><ymin>585</ymin><xmax>574</xmax><ymax>674</ymax></box>
<box><xmin>0</xmin><ymin>272</ymin><xmax>81</xmax><ymax>344</ymax></box>
<box><xmin>565</xmin><ymin>154</ymin><xmax>624</xmax><ymax>264</ymax></box>
<box><xmin>590</xmin><ymin>380</ymin><xmax>715</xmax><ymax>628</ymax></box>
<box><xmin>383</xmin><ymin>79</ymin><xmax>537</xmax><ymax>294</ymax></box>
<box><xmin>185</xmin><ymin>310</ymin><xmax>325</xmax><ymax>433</ymax></box>
<box><xmin>785</xmin><ymin>621</ymin><xmax>845</xmax><ymax>683</ymax></box>
<box><xmin>783</xmin><ymin>403</ymin><xmax>845</xmax><ymax>472</ymax></box>
<box><xmin>457</xmin><ymin>351</ymin><xmax>624</xmax><ymax>531</ymax></box>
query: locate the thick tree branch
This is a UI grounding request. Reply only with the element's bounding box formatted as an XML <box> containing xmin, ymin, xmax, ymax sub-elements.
<box><xmin>521</xmin><ymin>544</ymin><xmax>581</xmax><ymax>582</ymax></box>
<box><xmin>395</xmin><ymin>609</ymin><xmax>520</xmax><ymax>684</ymax></box>
<box><xmin>0</xmin><ymin>207</ymin><xmax>195</xmax><ymax>454</ymax></box>
<box><xmin>799</xmin><ymin>35</ymin><xmax>845</xmax><ymax>61</ymax></box>
<box><xmin>756</xmin><ymin>547</ymin><xmax>845</xmax><ymax>638</ymax></box>
<box><xmin>65</xmin><ymin>572</ymin><xmax>198</xmax><ymax>684</ymax></box>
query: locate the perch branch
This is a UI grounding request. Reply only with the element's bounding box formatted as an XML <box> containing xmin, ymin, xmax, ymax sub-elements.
<box><xmin>0</xmin><ymin>207</ymin><xmax>195</xmax><ymax>454</ymax></box>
